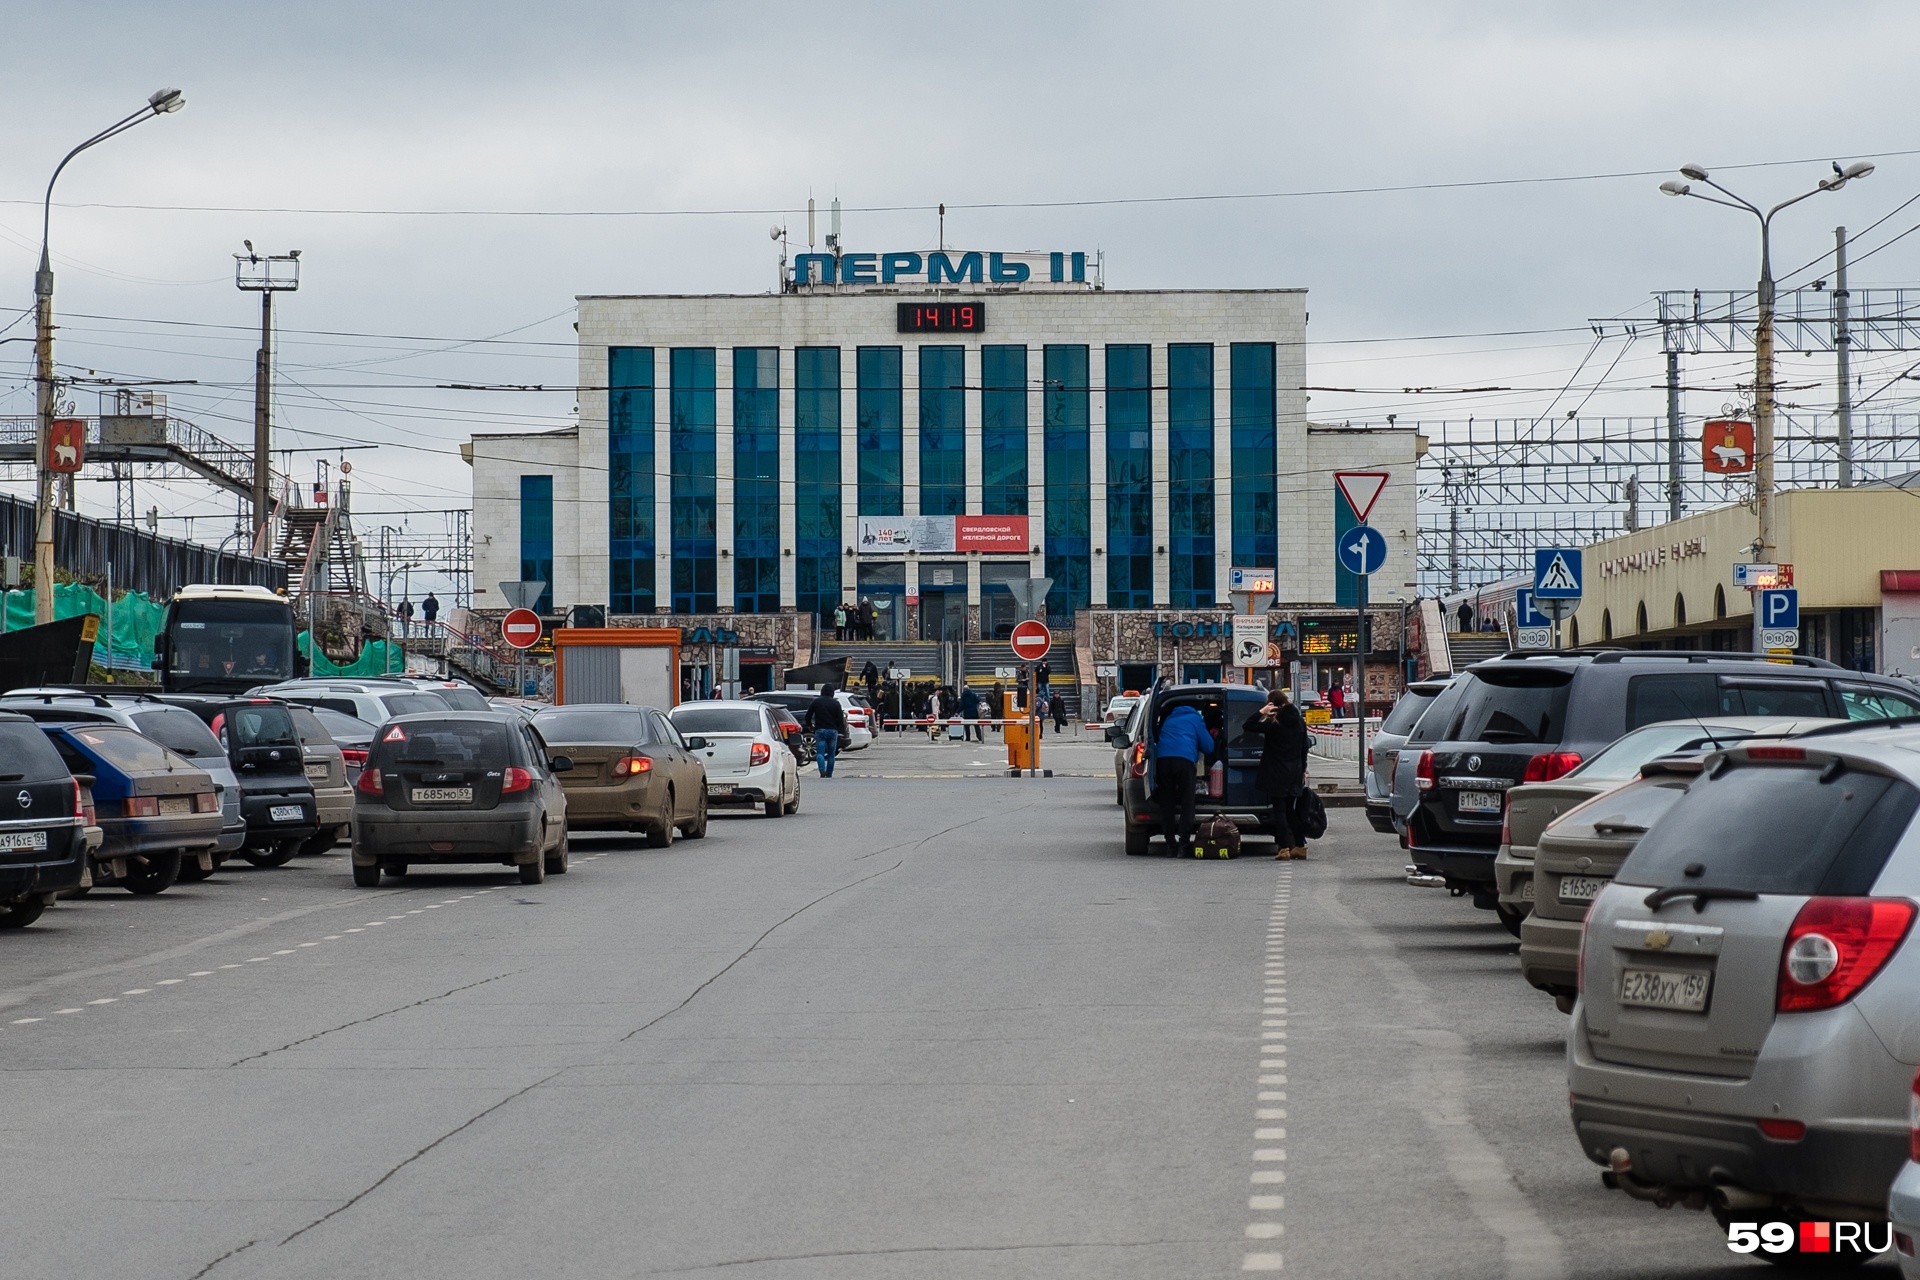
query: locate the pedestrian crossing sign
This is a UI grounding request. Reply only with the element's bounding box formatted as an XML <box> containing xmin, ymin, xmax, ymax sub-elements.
<box><xmin>1533</xmin><ymin>548</ymin><xmax>1584</xmax><ymax>599</ymax></box>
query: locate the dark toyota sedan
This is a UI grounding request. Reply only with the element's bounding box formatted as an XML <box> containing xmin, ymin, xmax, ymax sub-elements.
<box><xmin>40</xmin><ymin>723</ymin><xmax>221</xmax><ymax>895</ymax></box>
<box><xmin>352</xmin><ymin>712</ymin><xmax>572</xmax><ymax>886</ymax></box>
<box><xmin>0</xmin><ymin>713</ymin><xmax>87</xmax><ymax>927</ymax></box>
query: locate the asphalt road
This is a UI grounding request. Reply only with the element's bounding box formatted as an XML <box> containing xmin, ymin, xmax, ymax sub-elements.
<box><xmin>0</xmin><ymin>740</ymin><xmax>1884</xmax><ymax>1278</ymax></box>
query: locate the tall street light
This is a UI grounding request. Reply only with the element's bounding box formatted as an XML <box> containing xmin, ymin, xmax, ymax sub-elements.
<box><xmin>31</xmin><ymin>88</ymin><xmax>186</xmax><ymax>624</ymax></box>
<box><xmin>1660</xmin><ymin>159</ymin><xmax>1871</xmax><ymax>649</ymax></box>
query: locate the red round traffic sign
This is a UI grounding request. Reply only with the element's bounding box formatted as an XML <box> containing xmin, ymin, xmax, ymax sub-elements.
<box><xmin>501</xmin><ymin>608</ymin><xmax>543</xmax><ymax>650</ymax></box>
<box><xmin>1009</xmin><ymin>619</ymin><xmax>1052</xmax><ymax>662</ymax></box>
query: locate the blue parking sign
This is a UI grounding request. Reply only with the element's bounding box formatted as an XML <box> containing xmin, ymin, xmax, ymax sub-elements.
<box><xmin>1515</xmin><ymin>589</ymin><xmax>1550</xmax><ymax>629</ymax></box>
<box><xmin>1759</xmin><ymin>589</ymin><xmax>1799</xmax><ymax>630</ymax></box>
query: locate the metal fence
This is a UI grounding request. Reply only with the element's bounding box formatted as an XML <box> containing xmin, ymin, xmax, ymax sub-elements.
<box><xmin>0</xmin><ymin>491</ymin><xmax>285</xmax><ymax>598</ymax></box>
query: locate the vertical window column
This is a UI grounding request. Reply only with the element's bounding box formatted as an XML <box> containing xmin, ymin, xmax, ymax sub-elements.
<box><xmin>1168</xmin><ymin>343</ymin><xmax>1216</xmax><ymax>608</ymax></box>
<box><xmin>1043</xmin><ymin>345</ymin><xmax>1090</xmax><ymax>622</ymax></box>
<box><xmin>608</xmin><ymin>347</ymin><xmax>655</xmax><ymax>614</ymax></box>
<box><xmin>1230</xmin><ymin>342</ymin><xmax>1278</xmax><ymax>574</ymax></box>
<box><xmin>857</xmin><ymin>347</ymin><xmax>903</xmax><ymax>516</ymax></box>
<box><xmin>733</xmin><ymin>347</ymin><xmax>780</xmax><ymax>614</ymax></box>
<box><xmin>670</xmin><ymin>348</ymin><xmax>717</xmax><ymax>614</ymax></box>
<box><xmin>519</xmin><ymin>474</ymin><xmax>554</xmax><ymax>614</ymax></box>
<box><xmin>794</xmin><ymin>348</ymin><xmax>842</xmax><ymax>624</ymax></box>
<box><xmin>918</xmin><ymin>346</ymin><xmax>965</xmax><ymax>515</ymax></box>
<box><xmin>1105</xmin><ymin>344</ymin><xmax>1152</xmax><ymax>609</ymax></box>
<box><xmin>981</xmin><ymin>345</ymin><xmax>1029</xmax><ymax>514</ymax></box>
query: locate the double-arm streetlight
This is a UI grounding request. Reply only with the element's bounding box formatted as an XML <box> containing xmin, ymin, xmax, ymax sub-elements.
<box><xmin>30</xmin><ymin>88</ymin><xmax>185</xmax><ymax>624</ymax></box>
<box><xmin>1659</xmin><ymin>160</ymin><xmax>1871</xmax><ymax>607</ymax></box>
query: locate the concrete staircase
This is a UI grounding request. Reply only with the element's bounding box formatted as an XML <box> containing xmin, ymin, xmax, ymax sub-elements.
<box><xmin>815</xmin><ymin>641</ymin><xmax>944</xmax><ymax>685</ymax></box>
<box><xmin>963</xmin><ymin>641</ymin><xmax>1081</xmax><ymax>715</ymax></box>
<box><xmin>1446</xmin><ymin>633</ymin><xmax>1511</xmax><ymax>670</ymax></box>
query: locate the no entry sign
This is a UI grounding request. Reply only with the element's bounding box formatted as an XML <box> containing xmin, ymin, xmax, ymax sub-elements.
<box><xmin>1009</xmin><ymin>619</ymin><xmax>1052</xmax><ymax>662</ymax></box>
<box><xmin>501</xmin><ymin>608</ymin><xmax>543</xmax><ymax>650</ymax></box>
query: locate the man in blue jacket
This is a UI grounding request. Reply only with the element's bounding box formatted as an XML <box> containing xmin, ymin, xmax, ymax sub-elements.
<box><xmin>1155</xmin><ymin>704</ymin><xmax>1214</xmax><ymax>857</ymax></box>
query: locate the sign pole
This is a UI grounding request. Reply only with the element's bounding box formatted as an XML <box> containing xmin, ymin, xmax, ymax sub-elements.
<box><xmin>1354</xmin><ymin>570</ymin><xmax>1368</xmax><ymax>791</ymax></box>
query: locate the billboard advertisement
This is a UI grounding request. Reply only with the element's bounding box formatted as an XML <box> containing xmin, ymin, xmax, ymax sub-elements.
<box><xmin>857</xmin><ymin>515</ymin><xmax>1029</xmax><ymax>555</ymax></box>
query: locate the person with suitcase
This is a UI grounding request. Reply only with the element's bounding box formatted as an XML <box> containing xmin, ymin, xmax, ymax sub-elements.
<box><xmin>1253</xmin><ymin>687</ymin><xmax>1310</xmax><ymax>859</ymax></box>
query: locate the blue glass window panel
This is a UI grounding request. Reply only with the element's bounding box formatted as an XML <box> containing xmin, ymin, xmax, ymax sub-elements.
<box><xmin>1168</xmin><ymin>343</ymin><xmax>1215</xmax><ymax>607</ymax></box>
<box><xmin>980</xmin><ymin>345</ymin><xmax>1028</xmax><ymax>515</ymax></box>
<box><xmin>733</xmin><ymin>347</ymin><xmax>780</xmax><ymax>614</ymax></box>
<box><xmin>918</xmin><ymin>346</ymin><xmax>965</xmax><ymax>516</ymax></box>
<box><xmin>670</xmin><ymin>348</ymin><xmax>717</xmax><ymax>613</ymax></box>
<box><xmin>608</xmin><ymin>347</ymin><xmax>655</xmax><ymax>613</ymax></box>
<box><xmin>1104</xmin><ymin>344</ymin><xmax>1152</xmax><ymax>609</ymax></box>
<box><xmin>857</xmin><ymin>346</ymin><xmax>903</xmax><ymax>516</ymax></box>
<box><xmin>794</xmin><ymin>347</ymin><xmax>842</xmax><ymax>621</ymax></box>
<box><xmin>519</xmin><ymin>474</ymin><xmax>554</xmax><ymax>614</ymax></box>
<box><xmin>1043</xmin><ymin>345</ymin><xmax>1090</xmax><ymax>622</ymax></box>
<box><xmin>1231</xmin><ymin>342</ymin><xmax>1278</xmax><ymax>570</ymax></box>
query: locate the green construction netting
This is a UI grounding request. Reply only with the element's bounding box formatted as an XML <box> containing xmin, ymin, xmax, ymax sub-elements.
<box><xmin>299</xmin><ymin>632</ymin><xmax>403</xmax><ymax>678</ymax></box>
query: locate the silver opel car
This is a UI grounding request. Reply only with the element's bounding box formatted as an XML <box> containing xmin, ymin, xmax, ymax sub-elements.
<box><xmin>1570</xmin><ymin>724</ymin><xmax>1920</xmax><ymax>1253</ymax></box>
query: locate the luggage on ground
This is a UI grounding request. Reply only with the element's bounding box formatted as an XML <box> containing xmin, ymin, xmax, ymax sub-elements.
<box><xmin>1190</xmin><ymin>815</ymin><xmax>1242</xmax><ymax>859</ymax></box>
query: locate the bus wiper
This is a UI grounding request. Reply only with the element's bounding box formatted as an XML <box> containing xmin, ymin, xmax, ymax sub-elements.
<box><xmin>1643</xmin><ymin>884</ymin><xmax>1760</xmax><ymax>913</ymax></box>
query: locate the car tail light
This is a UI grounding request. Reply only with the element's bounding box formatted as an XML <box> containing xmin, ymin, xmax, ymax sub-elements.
<box><xmin>1909</xmin><ymin>1068</ymin><xmax>1920</xmax><ymax>1161</ymax></box>
<box><xmin>613</xmin><ymin>755</ymin><xmax>651</xmax><ymax>776</ymax></box>
<box><xmin>501</xmin><ymin>766</ymin><xmax>533</xmax><ymax>794</ymax></box>
<box><xmin>1778</xmin><ymin>896</ymin><xmax>1917</xmax><ymax>1012</ymax></box>
<box><xmin>750</xmin><ymin>742</ymin><xmax>771</xmax><ymax>766</ymax></box>
<box><xmin>356</xmin><ymin>767</ymin><xmax>384</xmax><ymax>796</ymax></box>
<box><xmin>1576</xmin><ymin>920</ymin><xmax>1586</xmax><ymax>995</ymax></box>
<box><xmin>1748</xmin><ymin>745</ymin><xmax>1806</xmax><ymax>761</ymax></box>
<box><xmin>1757</xmin><ymin>1118</ymin><xmax>1806</xmax><ymax>1142</ymax></box>
<box><xmin>1523</xmin><ymin>752</ymin><xmax>1583</xmax><ymax>783</ymax></box>
<box><xmin>194</xmin><ymin>792</ymin><xmax>218</xmax><ymax>813</ymax></box>
<box><xmin>125</xmin><ymin>796</ymin><xmax>159</xmax><ymax>818</ymax></box>
<box><xmin>1414</xmin><ymin>750</ymin><xmax>1435</xmax><ymax>790</ymax></box>
<box><xmin>71</xmin><ymin>779</ymin><xmax>84</xmax><ymax>819</ymax></box>
<box><xmin>1366</xmin><ymin>747</ymin><xmax>1374</xmax><ymax>768</ymax></box>
<box><xmin>1130</xmin><ymin>743</ymin><xmax>1147</xmax><ymax>778</ymax></box>
<box><xmin>1501</xmin><ymin>806</ymin><xmax>1512</xmax><ymax>847</ymax></box>
<box><xmin>341</xmin><ymin>748</ymin><xmax>369</xmax><ymax>769</ymax></box>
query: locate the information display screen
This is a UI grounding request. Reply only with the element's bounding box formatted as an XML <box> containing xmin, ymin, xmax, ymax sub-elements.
<box><xmin>897</xmin><ymin>302</ymin><xmax>985</xmax><ymax>333</ymax></box>
<box><xmin>1298</xmin><ymin>617</ymin><xmax>1361</xmax><ymax>657</ymax></box>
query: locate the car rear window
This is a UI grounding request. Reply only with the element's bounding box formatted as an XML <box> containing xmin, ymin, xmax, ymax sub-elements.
<box><xmin>67</xmin><ymin>726</ymin><xmax>183</xmax><ymax>774</ymax></box>
<box><xmin>376</xmin><ymin>721</ymin><xmax>511</xmax><ymax>768</ymax></box>
<box><xmin>1618</xmin><ymin>762</ymin><xmax>1920</xmax><ymax>896</ymax></box>
<box><xmin>1722</xmin><ymin>681</ymin><xmax>1833</xmax><ymax>718</ymax></box>
<box><xmin>532</xmin><ymin>708</ymin><xmax>654</xmax><ymax>743</ymax></box>
<box><xmin>224</xmin><ymin>704</ymin><xmax>298</xmax><ymax>748</ymax></box>
<box><xmin>1626</xmin><ymin>674</ymin><xmax>1718</xmax><ymax>730</ymax></box>
<box><xmin>1841</xmin><ymin>685</ymin><xmax>1920</xmax><ymax>721</ymax></box>
<box><xmin>1445</xmin><ymin>670</ymin><xmax>1572</xmax><ymax>745</ymax></box>
<box><xmin>285</xmin><ymin>706</ymin><xmax>335</xmax><ymax>748</ymax></box>
<box><xmin>670</xmin><ymin>707</ymin><xmax>765</xmax><ymax>735</ymax></box>
<box><xmin>0</xmin><ymin>722</ymin><xmax>71</xmax><ymax>781</ymax></box>
<box><xmin>1380</xmin><ymin>688</ymin><xmax>1441</xmax><ymax>736</ymax></box>
<box><xmin>126</xmin><ymin>706</ymin><xmax>225</xmax><ymax>759</ymax></box>
<box><xmin>423</xmin><ymin>686</ymin><xmax>490</xmax><ymax>711</ymax></box>
<box><xmin>383</xmin><ymin>692</ymin><xmax>452</xmax><ymax>716</ymax></box>
<box><xmin>1406</xmin><ymin>680</ymin><xmax>1467</xmax><ymax>744</ymax></box>
<box><xmin>1572</xmin><ymin>723</ymin><xmax>1754</xmax><ymax>783</ymax></box>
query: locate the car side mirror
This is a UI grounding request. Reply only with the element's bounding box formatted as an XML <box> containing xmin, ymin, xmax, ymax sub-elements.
<box><xmin>1105</xmin><ymin>725</ymin><xmax>1126</xmax><ymax>746</ymax></box>
<box><xmin>684</xmin><ymin>736</ymin><xmax>709</xmax><ymax>751</ymax></box>
<box><xmin>549</xmin><ymin>755</ymin><xmax>574</xmax><ymax>773</ymax></box>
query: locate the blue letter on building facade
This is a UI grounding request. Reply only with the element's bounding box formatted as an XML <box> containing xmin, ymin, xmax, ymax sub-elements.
<box><xmin>881</xmin><ymin>252</ymin><xmax>923</xmax><ymax>283</ymax></box>
<box><xmin>989</xmin><ymin>253</ymin><xmax>1031</xmax><ymax>283</ymax></box>
<box><xmin>927</xmin><ymin>252</ymin><xmax>983</xmax><ymax>284</ymax></box>
<box><xmin>793</xmin><ymin>254</ymin><xmax>835</xmax><ymax>286</ymax></box>
<box><xmin>840</xmin><ymin>253</ymin><xmax>879</xmax><ymax>284</ymax></box>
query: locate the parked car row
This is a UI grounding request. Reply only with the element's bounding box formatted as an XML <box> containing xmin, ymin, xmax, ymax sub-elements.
<box><xmin>1369</xmin><ymin>648</ymin><xmax>1920</xmax><ymax>1261</ymax></box>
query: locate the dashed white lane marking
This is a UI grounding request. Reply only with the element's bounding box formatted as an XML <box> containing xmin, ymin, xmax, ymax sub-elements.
<box><xmin>1244</xmin><ymin>863</ymin><xmax>1292</xmax><ymax>1273</ymax></box>
<box><xmin>2</xmin><ymin>870</ymin><xmax>549</xmax><ymax>1030</ymax></box>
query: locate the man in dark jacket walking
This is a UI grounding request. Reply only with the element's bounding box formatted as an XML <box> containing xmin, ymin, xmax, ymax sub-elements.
<box><xmin>804</xmin><ymin>684</ymin><xmax>848</xmax><ymax>778</ymax></box>
<box><xmin>1254</xmin><ymin>687</ymin><xmax>1311</xmax><ymax>859</ymax></box>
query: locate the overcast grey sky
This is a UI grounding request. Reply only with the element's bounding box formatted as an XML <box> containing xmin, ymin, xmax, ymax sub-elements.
<box><xmin>3</xmin><ymin>1</ymin><xmax>1915</xmax><ymax>597</ymax></box>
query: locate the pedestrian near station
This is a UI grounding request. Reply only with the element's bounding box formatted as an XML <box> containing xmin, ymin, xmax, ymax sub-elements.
<box><xmin>1154</xmin><ymin>702</ymin><xmax>1214</xmax><ymax>857</ymax></box>
<box><xmin>398</xmin><ymin>597</ymin><xmax>414</xmax><ymax>638</ymax></box>
<box><xmin>805</xmin><ymin>683</ymin><xmax>847</xmax><ymax>778</ymax></box>
<box><xmin>1253</xmin><ymin>687</ymin><xmax>1310</xmax><ymax>859</ymax></box>
<box><xmin>421</xmin><ymin>592</ymin><xmax>439</xmax><ymax>627</ymax></box>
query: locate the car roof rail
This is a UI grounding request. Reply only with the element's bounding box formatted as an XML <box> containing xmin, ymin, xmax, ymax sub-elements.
<box><xmin>0</xmin><ymin>688</ymin><xmax>116</xmax><ymax>707</ymax></box>
<box><xmin>1585</xmin><ymin>650</ymin><xmax>1842</xmax><ymax>669</ymax></box>
<box><xmin>1795</xmin><ymin>714</ymin><xmax>1920</xmax><ymax>740</ymax></box>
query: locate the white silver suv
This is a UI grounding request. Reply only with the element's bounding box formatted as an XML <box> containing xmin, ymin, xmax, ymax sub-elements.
<box><xmin>249</xmin><ymin>678</ymin><xmax>454</xmax><ymax>726</ymax></box>
<box><xmin>1570</xmin><ymin>723</ymin><xmax>1920</xmax><ymax>1256</ymax></box>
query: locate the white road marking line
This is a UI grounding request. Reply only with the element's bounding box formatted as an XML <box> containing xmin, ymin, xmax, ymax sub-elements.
<box><xmin>54</xmin><ymin>1008</ymin><xmax>81</xmax><ymax>1014</ymax></box>
<box><xmin>1257</xmin><ymin>1108</ymin><xmax>1287</xmax><ymax>1119</ymax></box>
<box><xmin>1259</xmin><ymin>1091</ymin><xmax>1286</xmax><ymax>1101</ymax></box>
<box><xmin>122</xmin><ymin>989</ymin><xmax>151</xmax><ymax>995</ymax></box>
<box><xmin>1246</xmin><ymin>1223</ymin><xmax>1284</xmax><ymax>1239</ymax></box>
<box><xmin>157</xmin><ymin>978</ymin><xmax>184</xmax><ymax>985</ymax></box>
<box><xmin>86</xmin><ymin>998</ymin><xmax>116</xmax><ymax>1005</ymax></box>
<box><xmin>297</xmin><ymin>942</ymin><xmax>318</xmax><ymax>947</ymax></box>
<box><xmin>1256</xmin><ymin>1127</ymin><xmax>1286</xmax><ymax>1140</ymax></box>
<box><xmin>422</xmin><ymin>905</ymin><xmax>441</xmax><ymax>909</ymax></box>
<box><xmin>1243</xmin><ymin>1250</ymin><xmax>1284</xmax><ymax>1270</ymax></box>
<box><xmin>1249</xmin><ymin>1195</ymin><xmax>1285</xmax><ymax>1210</ymax></box>
<box><xmin>218</xmin><ymin>964</ymin><xmax>241</xmax><ymax>969</ymax></box>
<box><xmin>245</xmin><ymin>957</ymin><xmax>269</xmax><ymax>963</ymax></box>
<box><xmin>365</xmin><ymin>922</ymin><xmax>385</xmax><ymax>926</ymax></box>
<box><xmin>323</xmin><ymin>935</ymin><xmax>341</xmax><ymax>940</ymax></box>
<box><xmin>272</xmin><ymin>950</ymin><xmax>296</xmax><ymax>956</ymax></box>
<box><xmin>345</xmin><ymin>928</ymin><xmax>363</xmax><ymax>932</ymax></box>
<box><xmin>1250</xmin><ymin>1171</ymin><xmax>1285</xmax><ymax>1184</ymax></box>
<box><xmin>1246</xmin><ymin>866</ymin><xmax>1293</xmax><ymax>1276</ymax></box>
<box><xmin>189</xmin><ymin>971</ymin><xmax>214</xmax><ymax>976</ymax></box>
<box><xmin>11</xmin><ymin>1017</ymin><xmax>41</xmax><ymax>1024</ymax></box>
<box><xmin>1254</xmin><ymin>1149</ymin><xmax>1286</xmax><ymax>1161</ymax></box>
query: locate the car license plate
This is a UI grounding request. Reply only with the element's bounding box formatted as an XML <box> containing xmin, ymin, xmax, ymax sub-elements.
<box><xmin>305</xmin><ymin>763</ymin><xmax>329</xmax><ymax>780</ymax></box>
<box><xmin>0</xmin><ymin>830</ymin><xmax>48</xmax><ymax>851</ymax></box>
<box><xmin>1559</xmin><ymin>875</ymin><xmax>1608</xmax><ymax>903</ymax></box>
<box><xmin>411</xmin><ymin>787</ymin><xmax>472</xmax><ymax>804</ymax></box>
<box><xmin>1458</xmin><ymin>791</ymin><xmax>1502</xmax><ymax>813</ymax></box>
<box><xmin>707</xmin><ymin>785</ymin><xmax>731</xmax><ymax>797</ymax></box>
<box><xmin>159</xmin><ymin>797</ymin><xmax>191</xmax><ymax>816</ymax></box>
<box><xmin>1619</xmin><ymin>966</ymin><xmax>1711</xmax><ymax>1012</ymax></box>
<box><xmin>1519</xmin><ymin>878</ymin><xmax>1535</xmax><ymax>901</ymax></box>
<box><xmin>269</xmin><ymin>804</ymin><xmax>306</xmax><ymax>822</ymax></box>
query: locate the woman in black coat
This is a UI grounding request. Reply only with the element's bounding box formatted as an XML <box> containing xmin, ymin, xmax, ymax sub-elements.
<box><xmin>1253</xmin><ymin>688</ymin><xmax>1310</xmax><ymax>859</ymax></box>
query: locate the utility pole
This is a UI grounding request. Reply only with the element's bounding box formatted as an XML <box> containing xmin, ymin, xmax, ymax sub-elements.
<box><xmin>235</xmin><ymin>245</ymin><xmax>301</xmax><ymax>549</ymax></box>
<box><xmin>1834</xmin><ymin>225</ymin><xmax>1855</xmax><ymax>488</ymax></box>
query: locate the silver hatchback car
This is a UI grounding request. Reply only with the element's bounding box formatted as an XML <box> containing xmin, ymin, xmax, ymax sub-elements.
<box><xmin>1570</xmin><ymin>724</ymin><xmax>1920</xmax><ymax>1254</ymax></box>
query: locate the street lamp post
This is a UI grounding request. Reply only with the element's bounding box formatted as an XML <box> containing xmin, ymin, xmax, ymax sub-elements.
<box><xmin>30</xmin><ymin>88</ymin><xmax>185</xmax><ymax>625</ymax></box>
<box><xmin>1660</xmin><ymin>159</ymin><xmax>1872</xmax><ymax>650</ymax></box>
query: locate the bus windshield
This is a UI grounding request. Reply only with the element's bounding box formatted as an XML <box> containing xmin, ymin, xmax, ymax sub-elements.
<box><xmin>165</xmin><ymin>597</ymin><xmax>296</xmax><ymax>692</ymax></box>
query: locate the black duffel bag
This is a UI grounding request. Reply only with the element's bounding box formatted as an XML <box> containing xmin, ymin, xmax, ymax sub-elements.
<box><xmin>1291</xmin><ymin>788</ymin><xmax>1328</xmax><ymax>841</ymax></box>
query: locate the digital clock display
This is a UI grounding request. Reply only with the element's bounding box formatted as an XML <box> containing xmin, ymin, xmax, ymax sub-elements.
<box><xmin>897</xmin><ymin>302</ymin><xmax>985</xmax><ymax>333</ymax></box>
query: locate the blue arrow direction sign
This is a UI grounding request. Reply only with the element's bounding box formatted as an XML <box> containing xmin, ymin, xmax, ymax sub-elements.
<box><xmin>1534</xmin><ymin>548</ymin><xmax>1584</xmax><ymax>599</ymax></box>
<box><xmin>1336</xmin><ymin>524</ymin><xmax>1387</xmax><ymax>576</ymax></box>
<box><xmin>1515</xmin><ymin>588</ymin><xmax>1551</xmax><ymax>629</ymax></box>
<box><xmin>1759</xmin><ymin>588</ymin><xmax>1799</xmax><ymax>630</ymax></box>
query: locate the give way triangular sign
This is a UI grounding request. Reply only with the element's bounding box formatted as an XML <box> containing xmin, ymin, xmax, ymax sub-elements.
<box><xmin>1334</xmin><ymin>471</ymin><xmax>1390</xmax><ymax>522</ymax></box>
